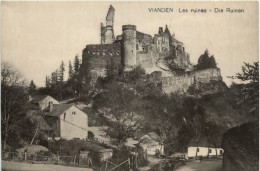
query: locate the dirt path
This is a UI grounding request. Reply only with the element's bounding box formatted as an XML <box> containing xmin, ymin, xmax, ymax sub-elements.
<box><xmin>175</xmin><ymin>160</ymin><xmax>222</xmax><ymax>171</ymax></box>
<box><xmin>2</xmin><ymin>160</ymin><xmax>93</xmax><ymax>171</ymax></box>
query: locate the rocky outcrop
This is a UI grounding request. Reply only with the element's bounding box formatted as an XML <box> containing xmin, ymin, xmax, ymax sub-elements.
<box><xmin>222</xmin><ymin>121</ymin><xmax>259</xmax><ymax>171</ymax></box>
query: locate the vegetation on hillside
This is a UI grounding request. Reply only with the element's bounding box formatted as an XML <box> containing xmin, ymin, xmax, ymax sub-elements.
<box><xmin>195</xmin><ymin>50</ymin><xmax>217</xmax><ymax>70</ymax></box>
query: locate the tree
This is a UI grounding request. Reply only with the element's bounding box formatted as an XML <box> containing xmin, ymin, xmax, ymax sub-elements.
<box><xmin>182</xmin><ymin>102</ymin><xmax>206</xmax><ymax>157</ymax></box>
<box><xmin>51</xmin><ymin>70</ymin><xmax>59</xmax><ymax>85</ymax></box>
<box><xmin>231</xmin><ymin>62</ymin><xmax>259</xmax><ymax>114</ymax></box>
<box><xmin>1</xmin><ymin>62</ymin><xmax>34</xmax><ymax>149</ymax></box>
<box><xmin>68</xmin><ymin>60</ymin><xmax>74</xmax><ymax>79</ymax></box>
<box><xmin>74</xmin><ymin>54</ymin><xmax>80</xmax><ymax>73</ymax></box>
<box><xmin>93</xmin><ymin>82</ymin><xmax>141</xmax><ymax>146</ymax></box>
<box><xmin>205</xmin><ymin>121</ymin><xmax>224</xmax><ymax>157</ymax></box>
<box><xmin>59</xmin><ymin>61</ymin><xmax>65</xmax><ymax>83</ymax></box>
<box><xmin>45</xmin><ymin>76</ymin><xmax>51</xmax><ymax>87</ymax></box>
<box><xmin>139</xmin><ymin>94</ymin><xmax>184</xmax><ymax>155</ymax></box>
<box><xmin>29</xmin><ymin>80</ymin><xmax>36</xmax><ymax>94</ymax></box>
<box><xmin>196</xmin><ymin>49</ymin><xmax>217</xmax><ymax>70</ymax></box>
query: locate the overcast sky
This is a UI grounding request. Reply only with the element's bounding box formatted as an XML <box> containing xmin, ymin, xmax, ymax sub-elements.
<box><xmin>2</xmin><ymin>1</ymin><xmax>258</xmax><ymax>87</ymax></box>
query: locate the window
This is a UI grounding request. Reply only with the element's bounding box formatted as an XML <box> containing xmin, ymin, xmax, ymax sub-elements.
<box><xmin>64</xmin><ymin>113</ymin><xmax>66</xmax><ymax>120</ymax></box>
<box><xmin>209</xmin><ymin>149</ymin><xmax>212</xmax><ymax>153</ymax></box>
<box><xmin>220</xmin><ymin>150</ymin><xmax>223</xmax><ymax>154</ymax></box>
<box><xmin>197</xmin><ymin>148</ymin><xmax>199</xmax><ymax>152</ymax></box>
<box><xmin>72</xmin><ymin>111</ymin><xmax>76</xmax><ymax>115</ymax></box>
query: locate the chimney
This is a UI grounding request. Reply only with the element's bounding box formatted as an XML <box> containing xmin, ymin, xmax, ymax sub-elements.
<box><xmin>49</xmin><ymin>102</ymin><xmax>53</xmax><ymax>112</ymax></box>
<box><xmin>158</xmin><ymin>27</ymin><xmax>163</xmax><ymax>34</ymax></box>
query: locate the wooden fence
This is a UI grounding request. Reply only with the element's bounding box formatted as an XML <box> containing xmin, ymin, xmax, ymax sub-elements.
<box><xmin>2</xmin><ymin>151</ymin><xmax>93</xmax><ymax>168</ymax></box>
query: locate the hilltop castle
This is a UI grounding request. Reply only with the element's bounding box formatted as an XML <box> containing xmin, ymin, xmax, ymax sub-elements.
<box><xmin>81</xmin><ymin>5</ymin><xmax>223</xmax><ymax>94</ymax></box>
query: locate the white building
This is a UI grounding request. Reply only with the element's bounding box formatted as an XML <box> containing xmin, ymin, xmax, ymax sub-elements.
<box><xmin>27</xmin><ymin>95</ymin><xmax>88</xmax><ymax>140</ymax></box>
<box><xmin>188</xmin><ymin>146</ymin><xmax>224</xmax><ymax>158</ymax></box>
<box><xmin>29</xmin><ymin>95</ymin><xmax>59</xmax><ymax>110</ymax></box>
<box><xmin>43</xmin><ymin>103</ymin><xmax>88</xmax><ymax>140</ymax></box>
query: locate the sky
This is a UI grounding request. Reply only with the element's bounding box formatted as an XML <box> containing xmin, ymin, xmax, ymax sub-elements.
<box><xmin>2</xmin><ymin>1</ymin><xmax>259</xmax><ymax>87</ymax></box>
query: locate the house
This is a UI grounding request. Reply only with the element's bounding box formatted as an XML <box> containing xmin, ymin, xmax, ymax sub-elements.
<box><xmin>188</xmin><ymin>146</ymin><xmax>224</xmax><ymax>158</ymax></box>
<box><xmin>42</xmin><ymin>103</ymin><xmax>88</xmax><ymax>140</ymax></box>
<box><xmin>186</xmin><ymin>138</ymin><xmax>224</xmax><ymax>158</ymax></box>
<box><xmin>140</xmin><ymin>132</ymin><xmax>164</xmax><ymax>156</ymax></box>
<box><xmin>27</xmin><ymin>95</ymin><xmax>88</xmax><ymax>140</ymax></box>
<box><xmin>27</xmin><ymin>95</ymin><xmax>59</xmax><ymax>111</ymax></box>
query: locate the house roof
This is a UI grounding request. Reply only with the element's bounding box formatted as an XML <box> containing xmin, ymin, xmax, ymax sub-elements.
<box><xmin>140</xmin><ymin>132</ymin><xmax>162</xmax><ymax>146</ymax></box>
<box><xmin>30</xmin><ymin>95</ymin><xmax>48</xmax><ymax>103</ymax></box>
<box><xmin>147</xmin><ymin>132</ymin><xmax>161</xmax><ymax>142</ymax></box>
<box><xmin>43</xmin><ymin>104</ymin><xmax>74</xmax><ymax>117</ymax></box>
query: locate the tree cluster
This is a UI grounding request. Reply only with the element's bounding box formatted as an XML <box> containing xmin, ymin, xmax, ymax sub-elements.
<box><xmin>1</xmin><ymin>62</ymin><xmax>36</xmax><ymax>150</ymax></box>
<box><xmin>39</xmin><ymin>54</ymin><xmax>87</xmax><ymax>100</ymax></box>
<box><xmin>196</xmin><ymin>50</ymin><xmax>217</xmax><ymax>70</ymax></box>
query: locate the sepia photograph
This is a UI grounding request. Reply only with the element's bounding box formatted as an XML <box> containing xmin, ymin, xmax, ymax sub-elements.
<box><xmin>1</xmin><ymin>1</ymin><xmax>259</xmax><ymax>171</ymax></box>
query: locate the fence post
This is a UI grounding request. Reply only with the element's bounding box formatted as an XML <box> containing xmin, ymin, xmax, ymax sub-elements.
<box><xmin>73</xmin><ymin>155</ymin><xmax>76</xmax><ymax>166</ymax></box>
<box><xmin>128</xmin><ymin>158</ymin><xmax>132</xmax><ymax>171</ymax></box>
<box><xmin>105</xmin><ymin>160</ymin><xmax>108</xmax><ymax>171</ymax></box>
<box><xmin>24</xmin><ymin>152</ymin><xmax>27</xmax><ymax>162</ymax></box>
<box><xmin>135</xmin><ymin>155</ymin><xmax>138</xmax><ymax>169</ymax></box>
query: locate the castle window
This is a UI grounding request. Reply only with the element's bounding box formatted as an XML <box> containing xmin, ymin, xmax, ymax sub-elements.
<box><xmin>64</xmin><ymin>112</ymin><xmax>66</xmax><ymax>121</ymax></box>
<box><xmin>92</xmin><ymin>51</ymin><xmax>96</xmax><ymax>55</ymax></box>
<box><xmin>209</xmin><ymin>149</ymin><xmax>212</xmax><ymax>153</ymax></box>
<box><xmin>103</xmin><ymin>51</ymin><xmax>106</xmax><ymax>55</ymax></box>
<box><xmin>72</xmin><ymin>111</ymin><xmax>76</xmax><ymax>115</ymax></box>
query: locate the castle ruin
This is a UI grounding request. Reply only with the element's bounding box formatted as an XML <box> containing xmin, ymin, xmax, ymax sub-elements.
<box><xmin>81</xmin><ymin>5</ymin><xmax>222</xmax><ymax>94</ymax></box>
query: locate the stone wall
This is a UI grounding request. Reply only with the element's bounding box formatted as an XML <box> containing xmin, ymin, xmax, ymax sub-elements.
<box><xmin>162</xmin><ymin>75</ymin><xmax>194</xmax><ymax>94</ymax></box>
<box><xmin>161</xmin><ymin>68</ymin><xmax>223</xmax><ymax>94</ymax></box>
<box><xmin>195</xmin><ymin>68</ymin><xmax>222</xmax><ymax>83</ymax></box>
<box><xmin>81</xmin><ymin>43</ymin><xmax>121</xmax><ymax>79</ymax></box>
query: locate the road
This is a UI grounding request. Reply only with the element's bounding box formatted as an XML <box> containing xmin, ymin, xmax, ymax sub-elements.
<box><xmin>175</xmin><ymin>159</ymin><xmax>222</xmax><ymax>171</ymax></box>
<box><xmin>2</xmin><ymin>160</ymin><xmax>93</xmax><ymax>171</ymax></box>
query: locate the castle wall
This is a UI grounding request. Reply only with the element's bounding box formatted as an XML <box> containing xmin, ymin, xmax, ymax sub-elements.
<box><xmin>162</xmin><ymin>75</ymin><xmax>194</xmax><ymax>94</ymax></box>
<box><xmin>136</xmin><ymin>44</ymin><xmax>160</xmax><ymax>69</ymax></box>
<box><xmin>194</xmin><ymin>68</ymin><xmax>222</xmax><ymax>83</ymax></box>
<box><xmin>81</xmin><ymin>43</ymin><xmax>121</xmax><ymax>80</ymax></box>
<box><xmin>161</xmin><ymin>68</ymin><xmax>222</xmax><ymax>94</ymax></box>
<box><xmin>105</xmin><ymin>26</ymin><xmax>115</xmax><ymax>44</ymax></box>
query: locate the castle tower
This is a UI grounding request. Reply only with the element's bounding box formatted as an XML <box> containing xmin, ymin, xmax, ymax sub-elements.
<box><xmin>122</xmin><ymin>25</ymin><xmax>137</xmax><ymax>70</ymax></box>
<box><xmin>104</xmin><ymin>5</ymin><xmax>115</xmax><ymax>44</ymax></box>
<box><xmin>100</xmin><ymin>23</ymin><xmax>106</xmax><ymax>44</ymax></box>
